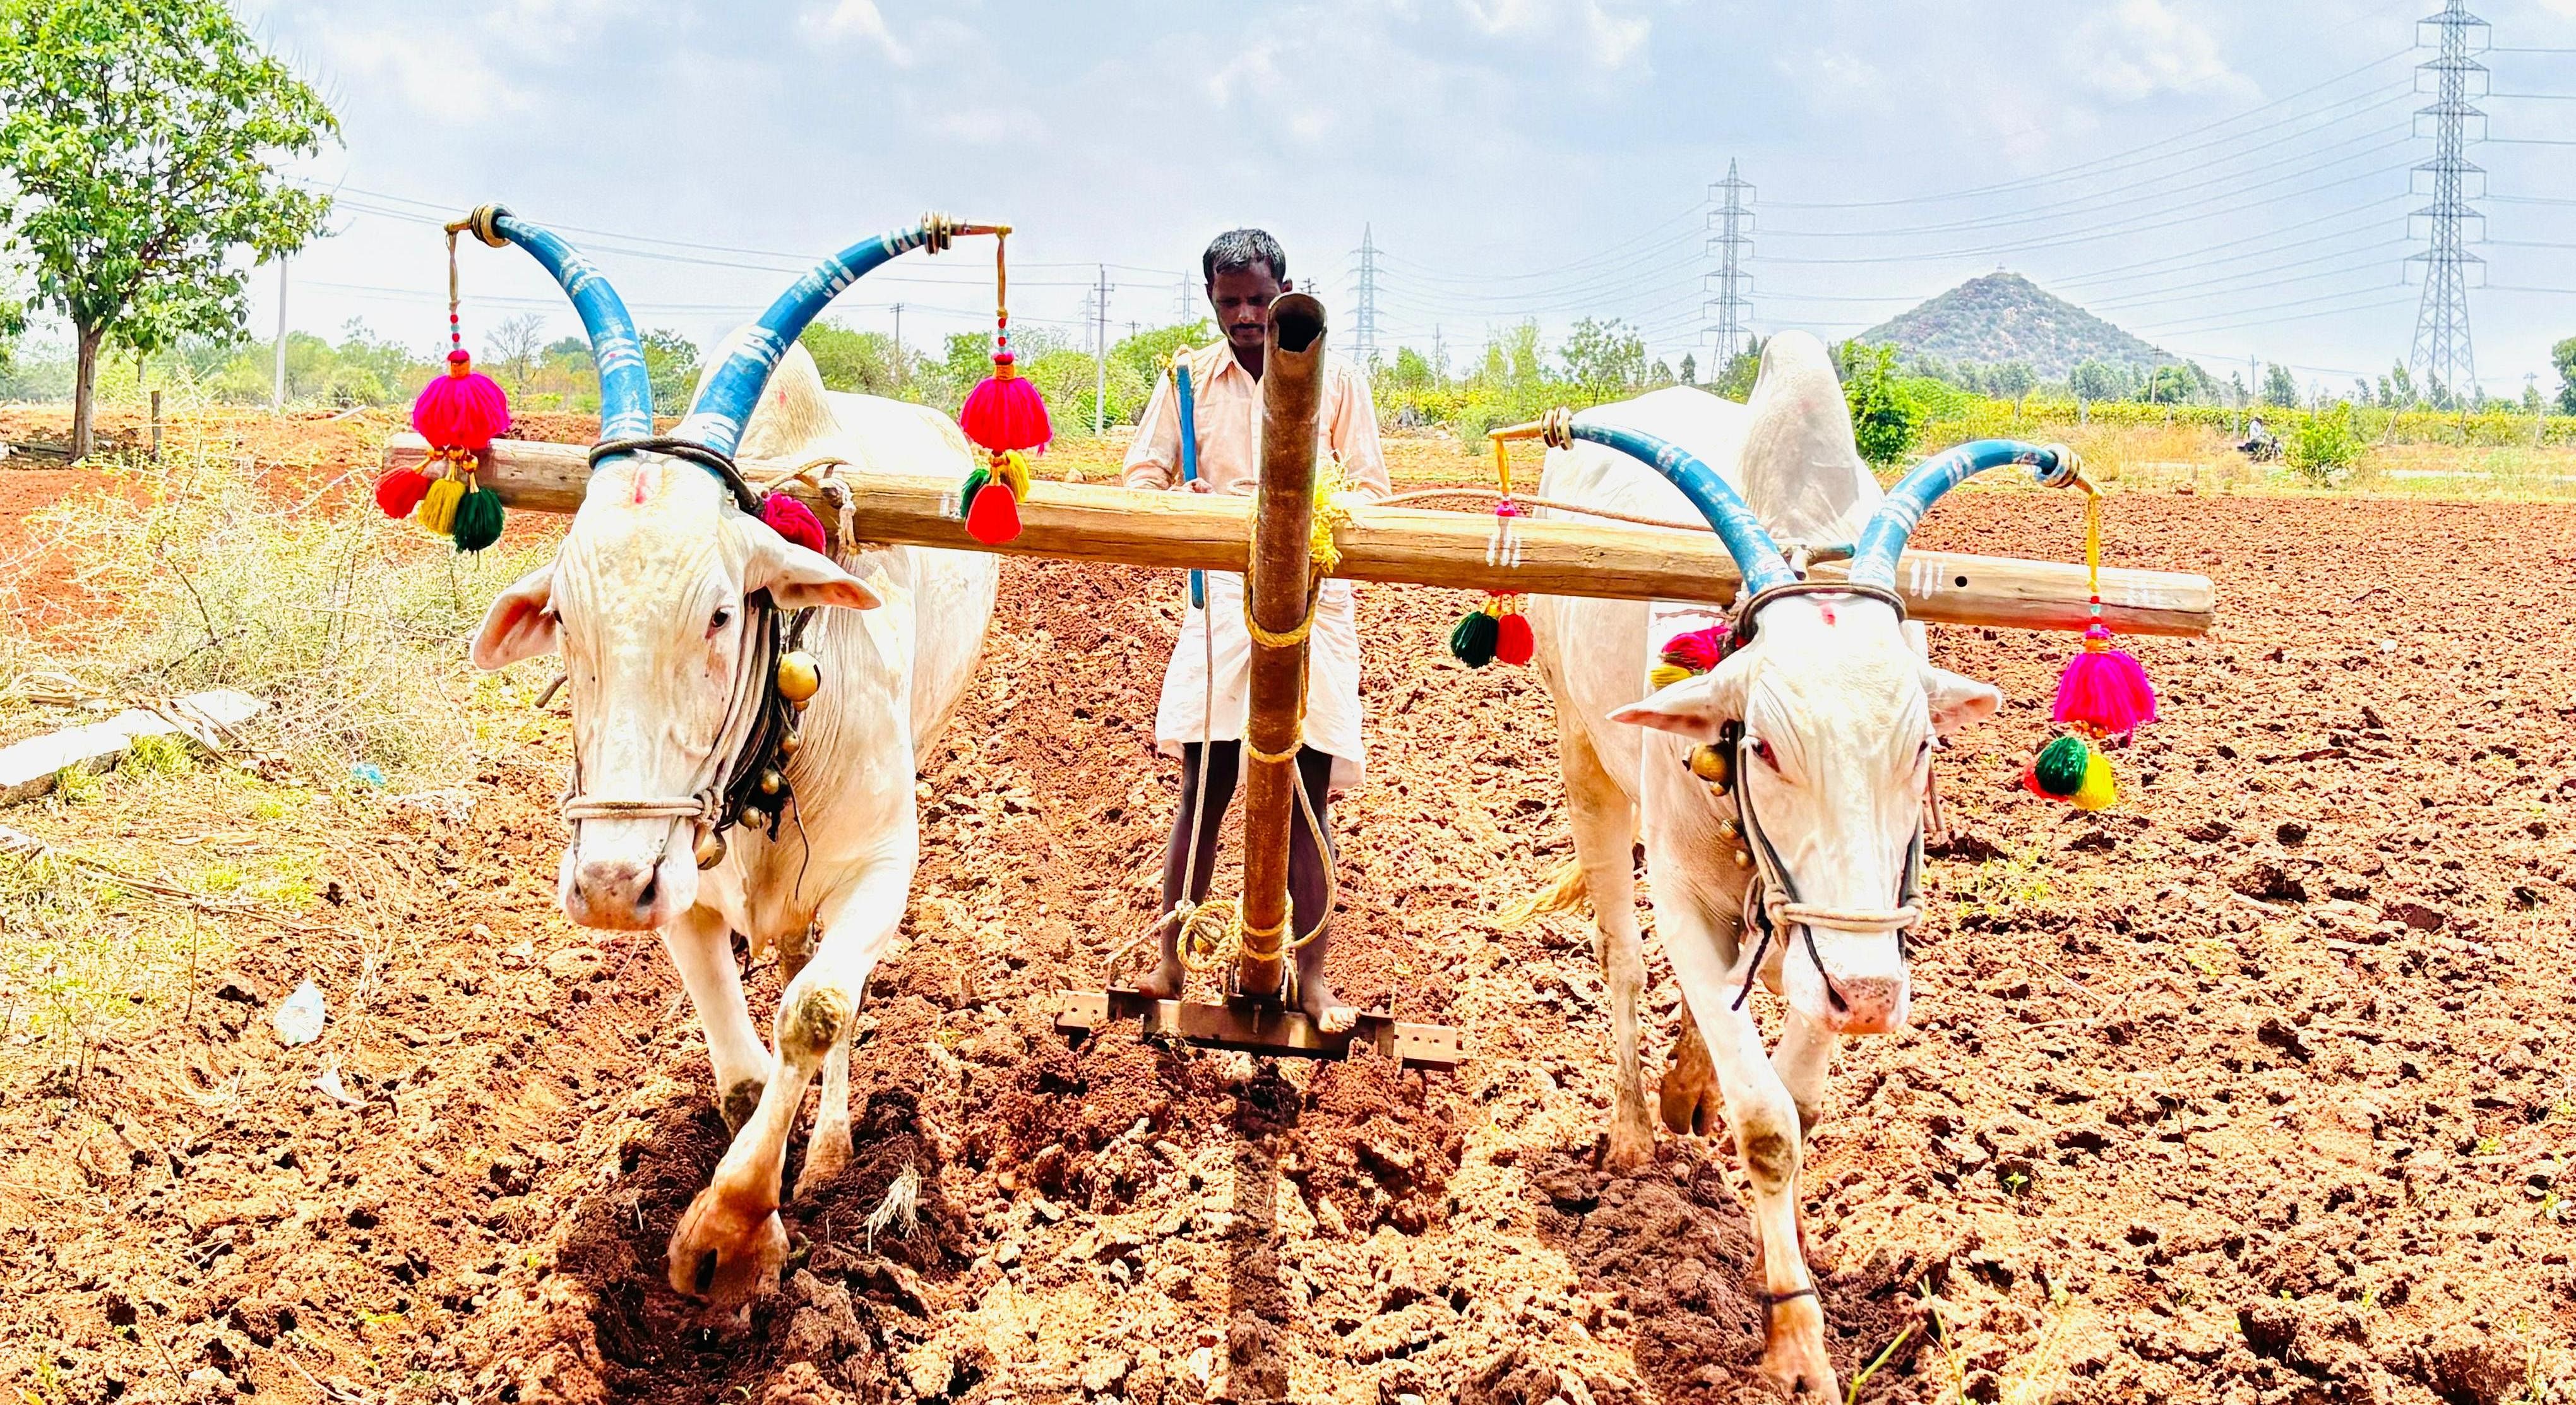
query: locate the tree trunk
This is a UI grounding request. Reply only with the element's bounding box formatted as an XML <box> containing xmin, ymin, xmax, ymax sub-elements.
<box><xmin>69</xmin><ymin>323</ymin><xmax>104</xmax><ymax>462</ymax></box>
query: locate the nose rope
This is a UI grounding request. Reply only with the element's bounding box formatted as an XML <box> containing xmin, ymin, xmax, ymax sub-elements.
<box><xmin>1727</xmin><ymin>723</ymin><xmax>1923</xmax><ymax>1014</ymax></box>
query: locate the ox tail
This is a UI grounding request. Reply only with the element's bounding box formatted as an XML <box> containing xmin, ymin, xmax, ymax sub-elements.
<box><xmin>1499</xmin><ymin>856</ymin><xmax>1589</xmax><ymax>928</ymax></box>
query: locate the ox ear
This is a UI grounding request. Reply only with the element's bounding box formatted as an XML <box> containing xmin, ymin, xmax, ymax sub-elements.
<box><xmin>471</xmin><ymin>565</ymin><xmax>558</xmax><ymax>671</ymax></box>
<box><xmin>1607</xmin><ymin>652</ymin><xmax>1750</xmax><ymax>742</ymax></box>
<box><xmin>1923</xmin><ymin>666</ymin><xmax>2001</xmax><ymax>738</ymax></box>
<box><xmin>748</xmin><ymin>532</ymin><xmax>881</xmax><ymax>611</ymax></box>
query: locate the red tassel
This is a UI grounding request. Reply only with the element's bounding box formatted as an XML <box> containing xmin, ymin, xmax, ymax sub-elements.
<box><xmin>760</xmin><ymin>493</ymin><xmax>828</xmax><ymax>555</ymax></box>
<box><xmin>412</xmin><ymin>350</ymin><xmax>511</xmax><ymax>451</ymax></box>
<box><xmin>375</xmin><ymin>467</ymin><xmax>432</xmax><ymax>519</ymax></box>
<box><xmin>1660</xmin><ymin>625</ymin><xmax>1729</xmax><ymax>674</ymax></box>
<box><xmin>964</xmin><ymin>481</ymin><xmax>1022</xmax><ymax>545</ymax></box>
<box><xmin>1494</xmin><ymin>611</ymin><xmax>1535</xmax><ymax>666</ymax></box>
<box><xmin>958</xmin><ymin>353</ymin><xmax>1053</xmax><ymax>455</ymax></box>
<box><xmin>2053</xmin><ymin>623</ymin><xmax>2158</xmax><ymax>738</ymax></box>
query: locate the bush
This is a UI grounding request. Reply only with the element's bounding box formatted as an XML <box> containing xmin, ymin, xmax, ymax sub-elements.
<box><xmin>1842</xmin><ymin>344</ymin><xmax>1925</xmax><ymax>469</ymax></box>
<box><xmin>2286</xmin><ymin>407</ymin><xmax>2362</xmax><ymax>486</ymax></box>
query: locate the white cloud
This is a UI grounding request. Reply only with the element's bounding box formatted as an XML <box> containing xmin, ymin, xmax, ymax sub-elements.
<box><xmin>2068</xmin><ymin>0</ymin><xmax>2256</xmax><ymax>104</ymax></box>
<box><xmin>1456</xmin><ymin>0</ymin><xmax>1649</xmax><ymax>68</ymax></box>
<box><xmin>799</xmin><ymin>0</ymin><xmax>912</xmax><ymax>64</ymax></box>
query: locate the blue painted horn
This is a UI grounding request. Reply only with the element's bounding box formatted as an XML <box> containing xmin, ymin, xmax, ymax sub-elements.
<box><xmin>1562</xmin><ymin>418</ymin><xmax>1799</xmax><ymax>597</ymax></box>
<box><xmin>1846</xmin><ymin>440</ymin><xmax>2078</xmax><ymax>587</ymax></box>
<box><xmin>678</xmin><ymin>213</ymin><xmax>974</xmax><ymax>458</ymax></box>
<box><xmin>465</xmin><ymin>205</ymin><xmax>654</xmax><ymax>442</ymax></box>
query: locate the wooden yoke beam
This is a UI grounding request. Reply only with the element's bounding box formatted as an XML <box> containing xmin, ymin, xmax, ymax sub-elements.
<box><xmin>1235</xmin><ymin>294</ymin><xmax>1328</xmax><ymax>1001</ymax></box>
<box><xmin>383</xmin><ymin>437</ymin><xmax>2216</xmax><ymax>637</ymax></box>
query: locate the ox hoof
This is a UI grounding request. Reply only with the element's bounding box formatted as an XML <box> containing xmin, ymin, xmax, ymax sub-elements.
<box><xmin>1602</xmin><ymin>1104</ymin><xmax>1657</xmax><ymax>1173</ymax></box>
<box><xmin>1659</xmin><ymin>1024</ymin><xmax>1721</xmax><ymax>1137</ymax></box>
<box><xmin>794</xmin><ymin>1126</ymin><xmax>852</xmax><ymax>1201</ymax></box>
<box><xmin>1760</xmin><ymin>1295</ymin><xmax>1839</xmax><ymax>1399</ymax></box>
<box><xmin>668</xmin><ymin>1188</ymin><xmax>789</xmax><ymax>1306</ymax></box>
<box><xmin>719</xmin><ymin>1078</ymin><xmax>766</xmax><ymax>1136</ymax></box>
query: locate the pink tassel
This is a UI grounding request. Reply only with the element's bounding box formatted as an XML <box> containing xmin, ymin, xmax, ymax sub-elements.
<box><xmin>1660</xmin><ymin>625</ymin><xmax>1730</xmax><ymax>674</ymax></box>
<box><xmin>760</xmin><ymin>493</ymin><xmax>828</xmax><ymax>555</ymax></box>
<box><xmin>411</xmin><ymin>350</ymin><xmax>511</xmax><ymax>451</ymax></box>
<box><xmin>2053</xmin><ymin>623</ymin><xmax>2158</xmax><ymax>738</ymax></box>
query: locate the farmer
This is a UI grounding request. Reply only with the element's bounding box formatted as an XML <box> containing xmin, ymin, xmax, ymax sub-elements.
<box><xmin>1121</xmin><ymin>227</ymin><xmax>1390</xmax><ymax>1032</ymax></box>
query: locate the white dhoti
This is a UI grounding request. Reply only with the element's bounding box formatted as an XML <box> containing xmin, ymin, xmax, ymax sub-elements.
<box><xmin>1154</xmin><ymin>570</ymin><xmax>1366</xmax><ymax>792</ymax></box>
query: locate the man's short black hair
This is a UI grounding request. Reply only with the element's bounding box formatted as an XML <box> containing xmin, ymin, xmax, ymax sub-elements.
<box><xmin>1203</xmin><ymin>228</ymin><xmax>1287</xmax><ymax>285</ymax></box>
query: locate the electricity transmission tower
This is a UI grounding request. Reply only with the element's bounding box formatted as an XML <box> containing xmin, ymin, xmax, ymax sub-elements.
<box><xmin>1703</xmin><ymin>160</ymin><xmax>1755</xmax><ymax>368</ymax></box>
<box><xmin>1177</xmin><ymin>272</ymin><xmax>1196</xmax><ymax>323</ymax></box>
<box><xmin>1085</xmin><ymin>266</ymin><xmax>1115</xmax><ymax>433</ymax></box>
<box><xmin>1351</xmin><ymin>225</ymin><xmax>1381</xmax><ymax>369</ymax></box>
<box><xmin>2408</xmin><ymin>0</ymin><xmax>2488</xmax><ymax>402</ymax></box>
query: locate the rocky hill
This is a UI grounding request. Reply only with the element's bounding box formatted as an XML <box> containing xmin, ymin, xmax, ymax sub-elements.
<box><xmin>1858</xmin><ymin>271</ymin><xmax>2175</xmax><ymax>379</ymax></box>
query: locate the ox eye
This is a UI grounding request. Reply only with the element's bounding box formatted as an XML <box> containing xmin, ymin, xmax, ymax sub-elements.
<box><xmin>1750</xmin><ymin>738</ymin><xmax>1779</xmax><ymax>771</ymax></box>
<box><xmin>707</xmin><ymin>606</ymin><xmax>734</xmax><ymax>638</ymax></box>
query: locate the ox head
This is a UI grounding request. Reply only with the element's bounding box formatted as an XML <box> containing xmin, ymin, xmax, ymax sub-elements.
<box><xmin>457</xmin><ymin>206</ymin><xmax>954</xmax><ymax>930</ymax></box>
<box><xmin>1575</xmin><ymin>333</ymin><xmax>2076</xmax><ymax>1036</ymax></box>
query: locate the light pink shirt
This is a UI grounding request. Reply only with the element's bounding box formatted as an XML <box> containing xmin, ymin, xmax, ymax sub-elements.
<box><xmin>1122</xmin><ymin>341</ymin><xmax>1390</xmax><ymax>498</ymax></box>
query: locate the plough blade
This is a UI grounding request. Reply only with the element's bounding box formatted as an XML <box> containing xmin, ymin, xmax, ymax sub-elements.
<box><xmin>1050</xmin><ymin>988</ymin><xmax>1464</xmax><ymax>1072</ymax></box>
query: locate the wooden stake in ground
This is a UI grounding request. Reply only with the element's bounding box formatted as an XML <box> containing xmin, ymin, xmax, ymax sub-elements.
<box><xmin>1236</xmin><ymin>292</ymin><xmax>1327</xmax><ymax>1002</ymax></box>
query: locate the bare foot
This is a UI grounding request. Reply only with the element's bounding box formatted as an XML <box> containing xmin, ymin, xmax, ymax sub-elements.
<box><xmin>667</xmin><ymin>1182</ymin><xmax>789</xmax><ymax>1305</ymax></box>
<box><xmin>1131</xmin><ymin>947</ymin><xmax>1185</xmax><ymax>1000</ymax></box>
<box><xmin>1760</xmin><ymin>1293</ymin><xmax>1839</xmax><ymax>1399</ymax></box>
<box><xmin>1659</xmin><ymin>1019</ymin><xmax>1722</xmax><ymax>1137</ymax></box>
<box><xmin>1296</xmin><ymin>948</ymin><xmax>1357</xmax><ymax>1034</ymax></box>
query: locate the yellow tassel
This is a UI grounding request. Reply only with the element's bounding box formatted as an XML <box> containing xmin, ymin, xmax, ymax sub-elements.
<box><xmin>416</xmin><ymin>474</ymin><xmax>465</xmax><ymax>535</ymax></box>
<box><xmin>2070</xmin><ymin>750</ymin><xmax>2118</xmax><ymax>811</ymax></box>
<box><xmin>1649</xmin><ymin>662</ymin><xmax>1692</xmax><ymax>690</ymax></box>
<box><xmin>994</xmin><ymin>448</ymin><xmax>1032</xmax><ymax>499</ymax></box>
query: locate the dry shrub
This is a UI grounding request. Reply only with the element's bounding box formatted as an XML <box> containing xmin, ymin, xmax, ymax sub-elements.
<box><xmin>16</xmin><ymin>441</ymin><xmax>558</xmax><ymax>784</ymax></box>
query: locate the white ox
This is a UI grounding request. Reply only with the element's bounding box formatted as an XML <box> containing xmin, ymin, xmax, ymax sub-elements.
<box><xmin>1525</xmin><ymin>332</ymin><xmax>2060</xmax><ymax>1396</ymax></box>
<box><xmin>457</xmin><ymin>210</ymin><xmax>995</xmax><ymax>1305</ymax></box>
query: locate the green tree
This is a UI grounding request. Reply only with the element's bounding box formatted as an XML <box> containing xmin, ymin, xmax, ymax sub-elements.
<box><xmin>2261</xmin><ymin>362</ymin><xmax>2299</xmax><ymax>408</ymax></box>
<box><xmin>0</xmin><ymin>0</ymin><xmax>337</xmax><ymax>458</ymax></box>
<box><xmin>801</xmin><ymin>319</ymin><xmax>909</xmax><ymax>395</ymax></box>
<box><xmin>1678</xmin><ymin>351</ymin><xmax>1696</xmax><ymax>386</ymax></box>
<box><xmin>1109</xmin><ymin>319</ymin><xmax>1213</xmax><ymax>391</ymax></box>
<box><xmin>1710</xmin><ymin>337</ymin><xmax>1762</xmax><ymax>402</ymax></box>
<box><xmin>1841</xmin><ymin>343</ymin><xmax>1923</xmax><ymax>469</ymax></box>
<box><xmin>1559</xmin><ymin>316</ymin><xmax>1646</xmax><ymax>404</ymax></box>
<box><xmin>2285</xmin><ymin>405</ymin><xmax>2361</xmax><ymax>486</ymax></box>
<box><xmin>640</xmin><ymin>328</ymin><xmax>700</xmax><ymax>414</ymax></box>
<box><xmin>2069</xmin><ymin>361</ymin><xmax>2130</xmax><ymax>403</ymax></box>
<box><xmin>2142</xmin><ymin>365</ymin><xmax>2196</xmax><ymax>405</ymax></box>
<box><xmin>2553</xmin><ymin>337</ymin><xmax>2576</xmax><ymax>416</ymax></box>
<box><xmin>1991</xmin><ymin>360</ymin><xmax>2036</xmax><ymax>413</ymax></box>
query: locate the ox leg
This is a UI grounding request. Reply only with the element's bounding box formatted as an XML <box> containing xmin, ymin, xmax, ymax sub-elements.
<box><xmin>1660</xmin><ymin>904</ymin><xmax>1837</xmax><ymax>1399</ymax></box>
<box><xmin>796</xmin><ymin>1036</ymin><xmax>855</xmax><ymax>1200</ymax></box>
<box><xmin>1554</xmin><ymin>716</ymin><xmax>1655</xmax><ymax>1171</ymax></box>
<box><xmin>1772</xmin><ymin>1008</ymin><xmax>1839</xmax><ymax>1140</ymax></box>
<box><xmin>670</xmin><ymin>861</ymin><xmax>908</xmax><ymax>1305</ymax></box>
<box><xmin>662</xmin><ymin>905</ymin><xmax>768</xmax><ymax>1134</ymax></box>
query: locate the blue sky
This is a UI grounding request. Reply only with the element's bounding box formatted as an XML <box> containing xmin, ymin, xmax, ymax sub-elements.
<box><xmin>234</xmin><ymin>0</ymin><xmax>2576</xmax><ymax>398</ymax></box>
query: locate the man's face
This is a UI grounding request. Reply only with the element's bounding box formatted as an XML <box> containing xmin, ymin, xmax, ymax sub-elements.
<box><xmin>1208</xmin><ymin>265</ymin><xmax>1291</xmax><ymax>352</ymax></box>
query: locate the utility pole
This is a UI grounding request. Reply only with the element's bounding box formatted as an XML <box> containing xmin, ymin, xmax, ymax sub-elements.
<box><xmin>1351</xmin><ymin>224</ymin><xmax>1381</xmax><ymax>371</ymax></box>
<box><xmin>273</xmin><ymin>258</ymin><xmax>289</xmax><ymax>416</ymax></box>
<box><xmin>2409</xmin><ymin>0</ymin><xmax>2488</xmax><ymax>402</ymax></box>
<box><xmin>1177</xmin><ymin>272</ymin><xmax>1196</xmax><ymax>323</ymax></box>
<box><xmin>891</xmin><ymin>302</ymin><xmax>904</xmax><ymax>383</ymax></box>
<box><xmin>1431</xmin><ymin>325</ymin><xmax>1446</xmax><ymax>381</ymax></box>
<box><xmin>1703</xmin><ymin>160</ymin><xmax>1756</xmax><ymax>371</ymax></box>
<box><xmin>2529</xmin><ymin>371</ymin><xmax>2544</xmax><ymax>445</ymax></box>
<box><xmin>1092</xmin><ymin>263</ymin><xmax>1112</xmax><ymax>434</ymax></box>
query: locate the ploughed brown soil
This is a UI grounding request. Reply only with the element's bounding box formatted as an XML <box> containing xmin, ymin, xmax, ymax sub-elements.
<box><xmin>3</xmin><ymin>473</ymin><xmax>2573</xmax><ymax>1404</ymax></box>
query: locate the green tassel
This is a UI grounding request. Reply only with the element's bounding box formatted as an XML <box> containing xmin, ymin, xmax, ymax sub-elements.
<box><xmin>958</xmin><ymin>465</ymin><xmax>990</xmax><ymax>518</ymax></box>
<box><xmin>2032</xmin><ymin>734</ymin><xmax>2092</xmax><ymax>797</ymax></box>
<box><xmin>1449</xmin><ymin>608</ymin><xmax>1500</xmax><ymax>667</ymax></box>
<box><xmin>450</xmin><ymin>486</ymin><xmax>505</xmax><ymax>553</ymax></box>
